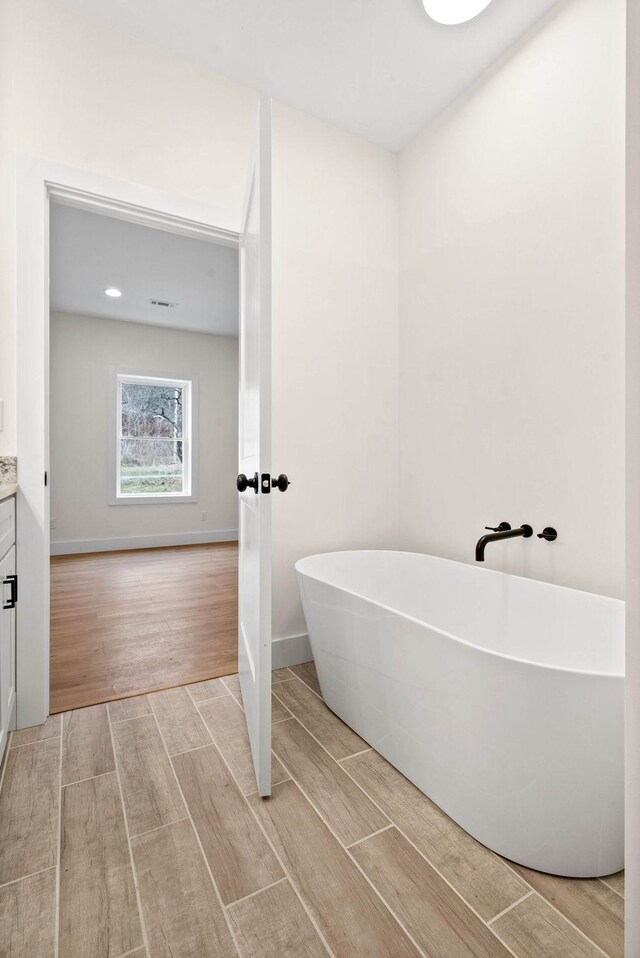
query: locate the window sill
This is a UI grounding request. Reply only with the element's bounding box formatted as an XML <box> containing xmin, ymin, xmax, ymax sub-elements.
<box><xmin>109</xmin><ymin>493</ymin><xmax>198</xmax><ymax>506</ymax></box>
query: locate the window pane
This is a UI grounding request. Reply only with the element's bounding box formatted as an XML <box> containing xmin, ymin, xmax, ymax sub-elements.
<box><xmin>120</xmin><ymin>438</ymin><xmax>184</xmax><ymax>494</ymax></box>
<box><xmin>121</xmin><ymin>382</ymin><xmax>183</xmax><ymax>439</ymax></box>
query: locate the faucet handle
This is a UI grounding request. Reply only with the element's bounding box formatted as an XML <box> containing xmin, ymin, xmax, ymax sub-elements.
<box><xmin>485</xmin><ymin>522</ymin><xmax>511</xmax><ymax>532</ymax></box>
<box><xmin>537</xmin><ymin>527</ymin><xmax>558</xmax><ymax>541</ymax></box>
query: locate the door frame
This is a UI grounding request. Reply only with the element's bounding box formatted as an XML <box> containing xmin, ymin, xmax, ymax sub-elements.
<box><xmin>15</xmin><ymin>154</ymin><xmax>241</xmax><ymax>728</ymax></box>
<box><xmin>626</xmin><ymin>1</ymin><xmax>640</xmax><ymax>952</ymax></box>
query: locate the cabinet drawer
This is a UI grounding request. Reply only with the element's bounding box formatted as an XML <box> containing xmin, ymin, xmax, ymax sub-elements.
<box><xmin>0</xmin><ymin>498</ymin><xmax>16</xmax><ymax>560</ymax></box>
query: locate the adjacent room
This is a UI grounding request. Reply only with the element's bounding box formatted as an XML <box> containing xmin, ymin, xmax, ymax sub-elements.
<box><xmin>48</xmin><ymin>203</ymin><xmax>240</xmax><ymax>711</ymax></box>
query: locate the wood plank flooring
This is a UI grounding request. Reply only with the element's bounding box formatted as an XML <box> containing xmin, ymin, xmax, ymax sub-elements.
<box><xmin>50</xmin><ymin>543</ymin><xmax>238</xmax><ymax>713</ymax></box>
<box><xmin>0</xmin><ymin>869</ymin><xmax>57</xmax><ymax>958</ymax></box>
<box><xmin>59</xmin><ymin>772</ymin><xmax>142</xmax><ymax>958</ymax></box>
<box><xmin>0</xmin><ymin>662</ymin><xmax>625</xmax><ymax>957</ymax></box>
<box><xmin>132</xmin><ymin>818</ymin><xmax>237</xmax><ymax>958</ymax></box>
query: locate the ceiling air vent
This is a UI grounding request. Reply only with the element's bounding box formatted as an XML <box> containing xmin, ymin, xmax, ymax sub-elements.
<box><xmin>149</xmin><ymin>298</ymin><xmax>178</xmax><ymax>308</ymax></box>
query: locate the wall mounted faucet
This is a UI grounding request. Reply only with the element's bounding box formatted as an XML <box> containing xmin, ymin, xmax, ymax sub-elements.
<box><xmin>475</xmin><ymin>522</ymin><xmax>533</xmax><ymax>562</ymax></box>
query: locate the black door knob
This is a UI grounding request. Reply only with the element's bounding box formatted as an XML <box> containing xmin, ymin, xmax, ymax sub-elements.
<box><xmin>237</xmin><ymin>472</ymin><xmax>258</xmax><ymax>493</ymax></box>
<box><xmin>271</xmin><ymin>474</ymin><xmax>290</xmax><ymax>492</ymax></box>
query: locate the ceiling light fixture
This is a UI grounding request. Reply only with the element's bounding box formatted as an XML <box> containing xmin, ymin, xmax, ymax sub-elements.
<box><xmin>104</xmin><ymin>287</ymin><xmax>122</xmax><ymax>298</ymax></box>
<box><xmin>422</xmin><ymin>0</ymin><xmax>493</xmax><ymax>25</ymax></box>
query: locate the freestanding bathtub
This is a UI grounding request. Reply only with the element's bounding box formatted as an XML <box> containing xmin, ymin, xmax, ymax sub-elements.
<box><xmin>295</xmin><ymin>550</ymin><xmax>624</xmax><ymax>877</ymax></box>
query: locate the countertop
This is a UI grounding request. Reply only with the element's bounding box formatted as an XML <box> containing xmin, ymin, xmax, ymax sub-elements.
<box><xmin>0</xmin><ymin>484</ymin><xmax>17</xmax><ymax>503</ymax></box>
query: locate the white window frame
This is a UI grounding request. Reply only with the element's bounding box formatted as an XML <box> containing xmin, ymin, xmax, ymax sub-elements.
<box><xmin>109</xmin><ymin>369</ymin><xmax>199</xmax><ymax>505</ymax></box>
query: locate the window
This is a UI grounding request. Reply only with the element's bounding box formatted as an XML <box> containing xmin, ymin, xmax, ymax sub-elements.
<box><xmin>111</xmin><ymin>373</ymin><xmax>197</xmax><ymax>503</ymax></box>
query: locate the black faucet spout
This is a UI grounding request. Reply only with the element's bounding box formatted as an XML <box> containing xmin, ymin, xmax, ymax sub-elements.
<box><xmin>475</xmin><ymin>524</ymin><xmax>533</xmax><ymax>562</ymax></box>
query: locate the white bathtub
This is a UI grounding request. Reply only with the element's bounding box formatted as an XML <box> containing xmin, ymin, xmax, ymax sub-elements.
<box><xmin>295</xmin><ymin>550</ymin><xmax>624</xmax><ymax>877</ymax></box>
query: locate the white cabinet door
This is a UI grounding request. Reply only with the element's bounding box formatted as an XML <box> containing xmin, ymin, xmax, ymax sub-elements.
<box><xmin>0</xmin><ymin>499</ymin><xmax>15</xmax><ymax>560</ymax></box>
<box><xmin>237</xmin><ymin>99</ymin><xmax>273</xmax><ymax>797</ymax></box>
<box><xmin>0</xmin><ymin>545</ymin><xmax>17</xmax><ymax>755</ymax></box>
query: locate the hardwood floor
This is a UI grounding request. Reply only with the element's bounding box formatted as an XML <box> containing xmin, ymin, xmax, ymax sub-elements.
<box><xmin>0</xmin><ymin>663</ymin><xmax>625</xmax><ymax>957</ymax></box>
<box><xmin>50</xmin><ymin>542</ymin><xmax>238</xmax><ymax>713</ymax></box>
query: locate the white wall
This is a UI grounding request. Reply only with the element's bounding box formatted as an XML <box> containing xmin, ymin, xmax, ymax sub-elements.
<box><xmin>0</xmin><ymin>0</ymin><xmax>401</xmax><ymax>645</ymax></box>
<box><xmin>398</xmin><ymin>0</ymin><xmax>626</xmax><ymax>598</ymax></box>
<box><xmin>49</xmin><ymin>312</ymin><xmax>238</xmax><ymax>550</ymax></box>
<box><xmin>271</xmin><ymin>102</ymin><xmax>400</xmax><ymax>642</ymax></box>
<box><xmin>0</xmin><ymin>0</ymin><xmax>258</xmax><ymax>457</ymax></box>
<box><xmin>1</xmin><ymin>0</ymin><xmax>626</xmax><ymax>642</ymax></box>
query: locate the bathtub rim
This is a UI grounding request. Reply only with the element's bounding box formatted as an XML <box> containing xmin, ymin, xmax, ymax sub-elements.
<box><xmin>295</xmin><ymin>549</ymin><xmax>625</xmax><ymax>680</ymax></box>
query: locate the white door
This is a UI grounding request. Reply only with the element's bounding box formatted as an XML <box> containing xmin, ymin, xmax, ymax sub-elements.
<box><xmin>0</xmin><ymin>546</ymin><xmax>17</xmax><ymax>755</ymax></box>
<box><xmin>237</xmin><ymin>99</ymin><xmax>273</xmax><ymax>796</ymax></box>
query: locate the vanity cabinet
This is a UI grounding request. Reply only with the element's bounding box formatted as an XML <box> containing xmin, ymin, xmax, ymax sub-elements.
<box><xmin>0</xmin><ymin>497</ymin><xmax>16</xmax><ymax>757</ymax></box>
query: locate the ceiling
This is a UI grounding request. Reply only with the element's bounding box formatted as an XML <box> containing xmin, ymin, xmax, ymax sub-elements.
<box><xmin>59</xmin><ymin>0</ymin><xmax>561</xmax><ymax>151</ymax></box>
<box><xmin>50</xmin><ymin>203</ymin><xmax>239</xmax><ymax>336</ymax></box>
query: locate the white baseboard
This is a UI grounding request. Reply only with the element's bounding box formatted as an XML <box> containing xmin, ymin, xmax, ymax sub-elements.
<box><xmin>50</xmin><ymin>529</ymin><xmax>238</xmax><ymax>556</ymax></box>
<box><xmin>272</xmin><ymin>633</ymin><xmax>313</xmax><ymax>669</ymax></box>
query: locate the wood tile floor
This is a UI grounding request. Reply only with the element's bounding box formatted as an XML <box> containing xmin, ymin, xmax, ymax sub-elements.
<box><xmin>50</xmin><ymin>543</ymin><xmax>238</xmax><ymax>713</ymax></box>
<box><xmin>0</xmin><ymin>663</ymin><xmax>624</xmax><ymax>957</ymax></box>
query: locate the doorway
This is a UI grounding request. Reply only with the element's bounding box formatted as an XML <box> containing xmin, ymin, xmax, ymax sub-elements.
<box><xmin>14</xmin><ymin>155</ymin><xmax>243</xmax><ymax>731</ymax></box>
<box><xmin>47</xmin><ymin>202</ymin><xmax>240</xmax><ymax>712</ymax></box>
<box><xmin>17</xmin><ymin>100</ymin><xmax>273</xmax><ymax>796</ymax></box>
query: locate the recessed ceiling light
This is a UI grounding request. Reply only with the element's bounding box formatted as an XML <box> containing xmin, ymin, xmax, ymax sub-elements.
<box><xmin>422</xmin><ymin>0</ymin><xmax>493</xmax><ymax>25</ymax></box>
<box><xmin>104</xmin><ymin>287</ymin><xmax>122</xmax><ymax>298</ymax></box>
